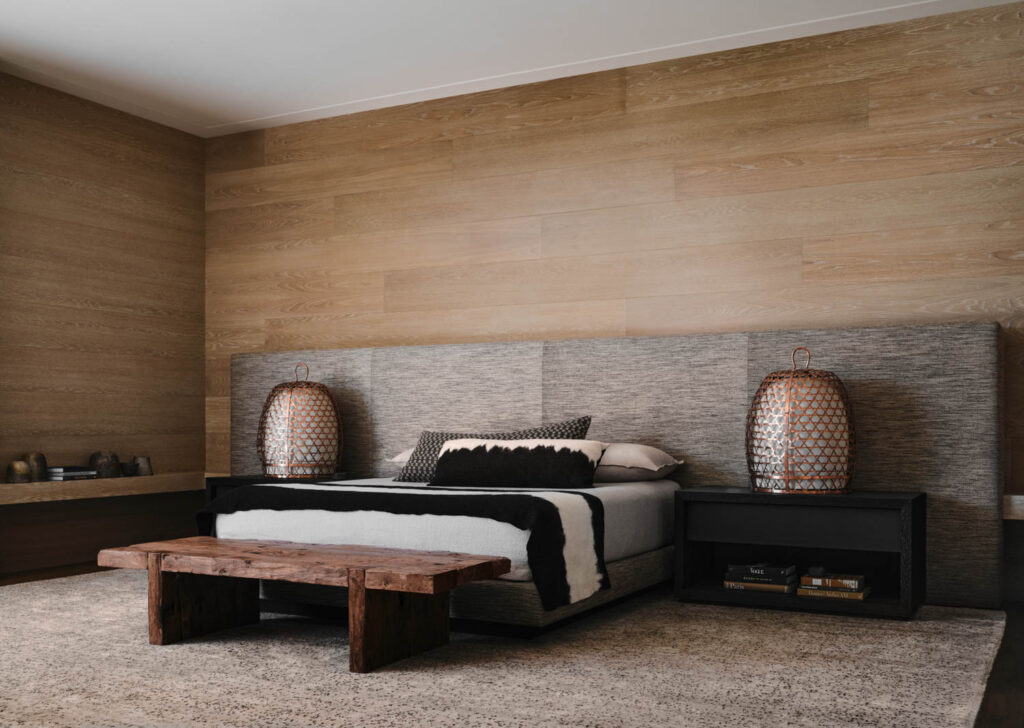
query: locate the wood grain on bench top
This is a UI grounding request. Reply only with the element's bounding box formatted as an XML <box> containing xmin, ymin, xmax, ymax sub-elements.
<box><xmin>98</xmin><ymin>536</ymin><xmax>511</xmax><ymax>594</ymax></box>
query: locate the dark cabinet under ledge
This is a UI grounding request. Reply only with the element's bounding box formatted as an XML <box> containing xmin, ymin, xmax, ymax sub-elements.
<box><xmin>674</xmin><ymin>487</ymin><xmax>925</xmax><ymax>619</ymax></box>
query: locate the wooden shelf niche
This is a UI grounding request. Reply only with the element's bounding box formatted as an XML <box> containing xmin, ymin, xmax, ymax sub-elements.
<box><xmin>0</xmin><ymin>472</ymin><xmax>205</xmax><ymax>506</ymax></box>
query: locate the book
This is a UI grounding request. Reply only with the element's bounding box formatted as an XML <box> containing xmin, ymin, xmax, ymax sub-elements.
<box><xmin>726</xmin><ymin>563</ymin><xmax>796</xmax><ymax>579</ymax></box>
<box><xmin>797</xmin><ymin>586</ymin><xmax>871</xmax><ymax>601</ymax></box>
<box><xmin>724</xmin><ymin>572</ymin><xmax>797</xmax><ymax>586</ymax></box>
<box><xmin>47</xmin><ymin>467</ymin><xmax>96</xmax><ymax>474</ymax></box>
<box><xmin>723</xmin><ymin>580</ymin><xmax>796</xmax><ymax>594</ymax></box>
<box><xmin>800</xmin><ymin>574</ymin><xmax>865</xmax><ymax>590</ymax></box>
<box><xmin>47</xmin><ymin>473</ymin><xmax>98</xmax><ymax>481</ymax></box>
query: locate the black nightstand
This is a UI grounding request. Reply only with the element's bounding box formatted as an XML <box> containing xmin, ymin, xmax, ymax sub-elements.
<box><xmin>674</xmin><ymin>487</ymin><xmax>926</xmax><ymax>619</ymax></box>
<box><xmin>205</xmin><ymin>473</ymin><xmax>348</xmax><ymax>503</ymax></box>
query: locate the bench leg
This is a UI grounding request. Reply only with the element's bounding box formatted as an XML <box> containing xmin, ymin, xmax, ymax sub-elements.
<box><xmin>347</xmin><ymin>568</ymin><xmax>450</xmax><ymax>672</ymax></box>
<box><xmin>147</xmin><ymin>553</ymin><xmax>260</xmax><ymax>645</ymax></box>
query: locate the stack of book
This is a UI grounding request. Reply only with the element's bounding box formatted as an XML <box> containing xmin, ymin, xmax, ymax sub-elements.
<box><xmin>47</xmin><ymin>466</ymin><xmax>98</xmax><ymax>482</ymax></box>
<box><xmin>796</xmin><ymin>573</ymin><xmax>870</xmax><ymax>601</ymax></box>
<box><xmin>723</xmin><ymin>563</ymin><xmax>797</xmax><ymax>593</ymax></box>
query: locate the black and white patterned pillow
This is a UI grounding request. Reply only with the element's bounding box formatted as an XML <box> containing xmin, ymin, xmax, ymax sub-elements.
<box><xmin>394</xmin><ymin>415</ymin><xmax>592</xmax><ymax>482</ymax></box>
<box><xmin>430</xmin><ymin>438</ymin><xmax>608</xmax><ymax>489</ymax></box>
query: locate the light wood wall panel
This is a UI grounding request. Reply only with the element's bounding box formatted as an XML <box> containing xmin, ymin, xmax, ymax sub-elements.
<box><xmin>0</xmin><ymin>73</ymin><xmax>205</xmax><ymax>492</ymax></box>
<box><xmin>204</xmin><ymin>3</ymin><xmax>1024</xmax><ymax>496</ymax></box>
<box><xmin>452</xmin><ymin>80</ymin><xmax>869</xmax><ymax>179</ymax></box>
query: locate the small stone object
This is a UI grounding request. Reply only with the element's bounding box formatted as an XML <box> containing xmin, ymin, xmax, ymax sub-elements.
<box><xmin>120</xmin><ymin>461</ymin><xmax>139</xmax><ymax>477</ymax></box>
<box><xmin>133</xmin><ymin>456</ymin><xmax>153</xmax><ymax>477</ymax></box>
<box><xmin>25</xmin><ymin>452</ymin><xmax>48</xmax><ymax>482</ymax></box>
<box><xmin>6</xmin><ymin>460</ymin><xmax>32</xmax><ymax>483</ymax></box>
<box><xmin>89</xmin><ymin>451</ymin><xmax>122</xmax><ymax>479</ymax></box>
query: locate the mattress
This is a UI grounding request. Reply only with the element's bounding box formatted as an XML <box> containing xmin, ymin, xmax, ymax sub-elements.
<box><xmin>213</xmin><ymin>477</ymin><xmax>679</xmax><ymax>582</ymax></box>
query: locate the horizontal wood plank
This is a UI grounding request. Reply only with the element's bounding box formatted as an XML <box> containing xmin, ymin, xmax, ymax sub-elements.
<box><xmin>100</xmin><ymin>537</ymin><xmax>510</xmax><ymax>594</ymax></box>
<box><xmin>206</xmin><ymin>141</ymin><xmax>454</xmax><ymax>211</ymax></box>
<box><xmin>454</xmin><ymin>79</ymin><xmax>868</xmax><ymax>179</ymax></box>
<box><xmin>0</xmin><ymin>390</ymin><xmax>204</xmax><ymax>438</ymax></box>
<box><xmin>207</xmin><ymin>198</ymin><xmax>334</xmax><ymax>248</ymax></box>
<box><xmin>624</xmin><ymin>276</ymin><xmax>1024</xmax><ymax>336</ymax></box>
<box><xmin>383</xmin><ymin>240</ymin><xmax>801</xmax><ymax>312</ymax></box>
<box><xmin>868</xmin><ymin>57</ymin><xmax>1024</xmax><ymax>129</ymax></box>
<box><xmin>625</xmin><ymin>6</ymin><xmax>1024</xmax><ymax>112</ymax></box>
<box><xmin>674</xmin><ymin>123</ymin><xmax>1024</xmax><ymax>199</ymax></box>
<box><xmin>206</xmin><ymin>218</ymin><xmax>542</xmax><ymax>281</ymax></box>
<box><xmin>0</xmin><ymin>472</ymin><xmax>205</xmax><ymax>506</ymax></box>
<box><xmin>803</xmin><ymin>220</ymin><xmax>1024</xmax><ymax>284</ymax></box>
<box><xmin>0</xmin><ymin>347</ymin><xmax>203</xmax><ymax>397</ymax></box>
<box><xmin>206</xmin><ymin>270</ymin><xmax>384</xmax><ymax>323</ymax></box>
<box><xmin>0</xmin><ymin>298</ymin><xmax>203</xmax><ymax>360</ymax></box>
<box><xmin>0</xmin><ymin>114</ymin><xmax>202</xmax><ymax>211</ymax></box>
<box><xmin>542</xmin><ymin>167</ymin><xmax>1024</xmax><ymax>258</ymax></box>
<box><xmin>206</xmin><ymin>325</ymin><xmax>266</xmax><ymax>359</ymax></box>
<box><xmin>263</xmin><ymin>69</ymin><xmax>625</xmax><ymax>162</ymax></box>
<box><xmin>1</xmin><ymin>163</ymin><xmax>202</xmax><ymax>247</ymax></box>
<box><xmin>0</xmin><ymin>72</ymin><xmax>200</xmax><ymax>163</ymax></box>
<box><xmin>0</xmin><ymin>208</ymin><xmax>202</xmax><ymax>283</ymax></box>
<box><xmin>0</xmin><ymin>252</ymin><xmax>201</xmax><ymax>322</ymax></box>
<box><xmin>334</xmin><ymin>157</ymin><xmax>674</xmax><ymax>235</ymax></box>
<box><xmin>263</xmin><ymin>300</ymin><xmax>627</xmax><ymax>351</ymax></box>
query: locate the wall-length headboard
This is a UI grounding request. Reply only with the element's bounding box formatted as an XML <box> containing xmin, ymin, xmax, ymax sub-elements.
<box><xmin>231</xmin><ymin>322</ymin><xmax>1004</xmax><ymax>608</ymax></box>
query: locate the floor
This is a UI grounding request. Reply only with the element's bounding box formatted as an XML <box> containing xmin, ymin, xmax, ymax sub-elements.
<box><xmin>975</xmin><ymin>603</ymin><xmax>1024</xmax><ymax>728</ymax></box>
<box><xmin>0</xmin><ymin>567</ymin><xmax>1013</xmax><ymax>728</ymax></box>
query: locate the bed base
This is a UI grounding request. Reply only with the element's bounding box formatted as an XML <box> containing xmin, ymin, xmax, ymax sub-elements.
<box><xmin>262</xmin><ymin>545</ymin><xmax>673</xmax><ymax>630</ymax></box>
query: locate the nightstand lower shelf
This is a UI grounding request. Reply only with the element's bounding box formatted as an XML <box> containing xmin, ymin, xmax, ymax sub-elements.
<box><xmin>674</xmin><ymin>488</ymin><xmax>926</xmax><ymax>620</ymax></box>
<box><xmin>678</xmin><ymin>581</ymin><xmax>905</xmax><ymax>618</ymax></box>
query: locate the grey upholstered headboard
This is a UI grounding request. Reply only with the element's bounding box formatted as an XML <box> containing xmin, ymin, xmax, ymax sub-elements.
<box><xmin>231</xmin><ymin>322</ymin><xmax>1004</xmax><ymax>608</ymax></box>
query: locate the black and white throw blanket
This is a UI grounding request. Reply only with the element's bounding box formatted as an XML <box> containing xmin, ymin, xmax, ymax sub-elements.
<box><xmin>197</xmin><ymin>481</ymin><xmax>610</xmax><ymax>610</ymax></box>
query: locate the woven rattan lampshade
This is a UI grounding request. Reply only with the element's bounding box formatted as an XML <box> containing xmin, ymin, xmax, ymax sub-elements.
<box><xmin>745</xmin><ymin>347</ymin><xmax>855</xmax><ymax>494</ymax></box>
<box><xmin>257</xmin><ymin>363</ymin><xmax>342</xmax><ymax>478</ymax></box>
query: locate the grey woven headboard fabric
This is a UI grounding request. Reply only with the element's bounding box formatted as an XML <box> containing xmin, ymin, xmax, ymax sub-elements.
<box><xmin>231</xmin><ymin>322</ymin><xmax>1004</xmax><ymax>608</ymax></box>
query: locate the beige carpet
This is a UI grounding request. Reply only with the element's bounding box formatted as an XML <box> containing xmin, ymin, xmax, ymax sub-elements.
<box><xmin>0</xmin><ymin>570</ymin><xmax>1004</xmax><ymax>728</ymax></box>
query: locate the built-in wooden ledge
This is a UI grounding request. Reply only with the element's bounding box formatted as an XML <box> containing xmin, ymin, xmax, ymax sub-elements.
<box><xmin>1006</xmin><ymin>495</ymin><xmax>1024</xmax><ymax>521</ymax></box>
<box><xmin>0</xmin><ymin>471</ymin><xmax>205</xmax><ymax>506</ymax></box>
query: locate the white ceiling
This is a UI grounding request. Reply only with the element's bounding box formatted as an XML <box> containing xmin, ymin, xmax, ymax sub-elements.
<box><xmin>0</xmin><ymin>0</ymin><xmax>997</xmax><ymax>138</ymax></box>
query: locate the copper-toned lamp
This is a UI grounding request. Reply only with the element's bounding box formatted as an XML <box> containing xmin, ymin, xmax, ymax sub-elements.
<box><xmin>745</xmin><ymin>347</ymin><xmax>855</xmax><ymax>494</ymax></box>
<box><xmin>257</xmin><ymin>363</ymin><xmax>342</xmax><ymax>478</ymax></box>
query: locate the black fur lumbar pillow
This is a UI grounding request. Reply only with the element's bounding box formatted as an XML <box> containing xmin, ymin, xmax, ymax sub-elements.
<box><xmin>429</xmin><ymin>438</ymin><xmax>608</xmax><ymax>489</ymax></box>
<box><xmin>395</xmin><ymin>415</ymin><xmax>592</xmax><ymax>482</ymax></box>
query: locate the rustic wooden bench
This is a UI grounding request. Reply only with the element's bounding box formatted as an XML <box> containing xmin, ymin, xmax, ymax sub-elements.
<box><xmin>98</xmin><ymin>536</ymin><xmax>511</xmax><ymax>672</ymax></box>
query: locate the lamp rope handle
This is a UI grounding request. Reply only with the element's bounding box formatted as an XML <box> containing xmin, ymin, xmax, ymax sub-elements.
<box><xmin>791</xmin><ymin>347</ymin><xmax>811</xmax><ymax>370</ymax></box>
<box><xmin>295</xmin><ymin>362</ymin><xmax>310</xmax><ymax>381</ymax></box>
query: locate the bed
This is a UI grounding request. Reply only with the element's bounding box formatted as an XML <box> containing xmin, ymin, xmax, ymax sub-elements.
<box><xmin>202</xmin><ymin>476</ymin><xmax>679</xmax><ymax>627</ymax></box>
<box><xmin>226</xmin><ymin>322</ymin><xmax>1005</xmax><ymax>627</ymax></box>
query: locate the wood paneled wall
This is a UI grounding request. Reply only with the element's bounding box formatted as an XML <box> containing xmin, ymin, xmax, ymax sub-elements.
<box><xmin>0</xmin><ymin>73</ymin><xmax>206</xmax><ymax>485</ymax></box>
<box><xmin>205</xmin><ymin>3</ymin><xmax>1024</xmax><ymax>493</ymax></box>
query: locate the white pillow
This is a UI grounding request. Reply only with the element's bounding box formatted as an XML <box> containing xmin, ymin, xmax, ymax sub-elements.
<box><xmin>388</xmin><ymin>448</ymin><xmax>415</xmax><ymax>464</ymax></box>
<box><xmin>595</xmin><ymin>443</ymin><xmax>682</xmax><ymax>482</ymax></box>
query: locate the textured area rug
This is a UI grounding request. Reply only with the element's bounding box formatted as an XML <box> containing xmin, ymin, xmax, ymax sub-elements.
<box><xmin>0</xmin><ymin>570</ymin><xmax>1004</xmax><ymax>728</ymax></box>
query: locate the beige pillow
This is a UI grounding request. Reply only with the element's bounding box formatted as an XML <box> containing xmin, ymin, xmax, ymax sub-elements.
<box><xmin>388</xmin><ymin>448</ymin><xmax>415</xmax><ymax>464</ymax></box>
<box><xmin>595</xmin><ymin>443</ymin><xmax>682</xmax><ymax>482</ymax></box>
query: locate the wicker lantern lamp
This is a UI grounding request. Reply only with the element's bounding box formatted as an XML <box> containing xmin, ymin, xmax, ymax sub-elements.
<box><xmin>745</xmin><ymin>347</ymin><xmax>855</xmax><ymax>494</ymax></box>
<box><xmin>258</xmin><ymin>363</ymin><xmax>342</xmax><ymax>478</ymax></box>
